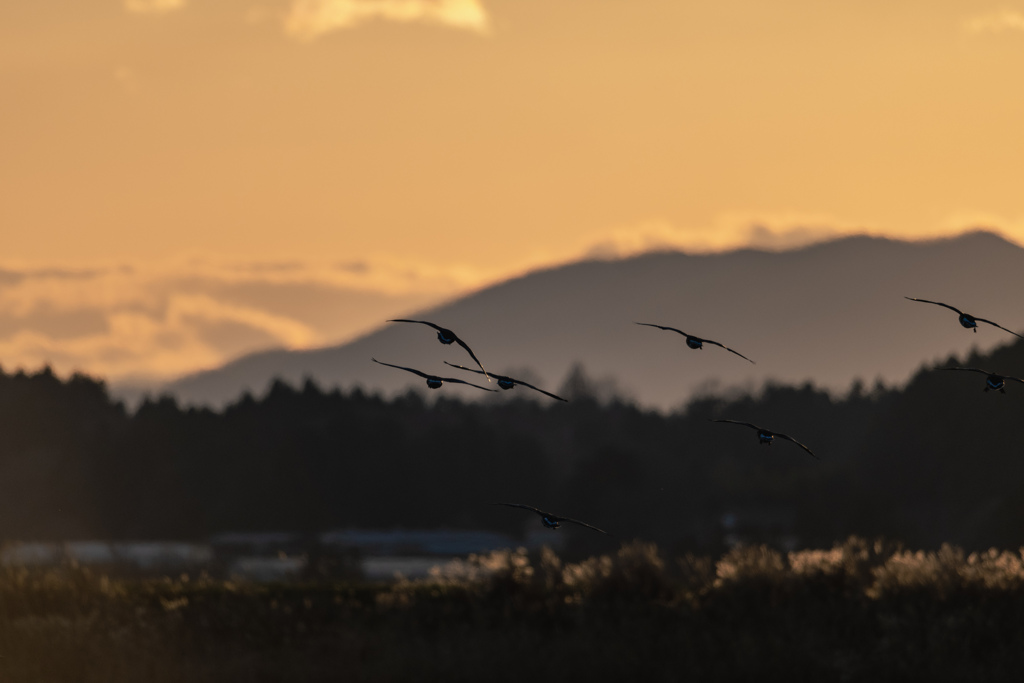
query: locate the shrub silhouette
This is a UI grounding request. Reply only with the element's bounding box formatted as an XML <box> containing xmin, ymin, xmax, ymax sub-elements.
<box><xmin>4</xmin><ymin>539</ymin><xmax>1024</xmax><ymax>682</ymax></box>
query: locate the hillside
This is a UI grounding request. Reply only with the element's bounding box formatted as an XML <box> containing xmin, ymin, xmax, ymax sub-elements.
<box><xmin>154</xmin><ymin>231</ymin><xmax>1024</xmax><ymax>409</ymax></box>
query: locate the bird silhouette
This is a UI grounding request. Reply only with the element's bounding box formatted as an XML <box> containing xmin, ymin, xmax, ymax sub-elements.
<box><xmin>493</xmin><ymin>503</ymin><xmax>610</xmax><ymax>534</ymax></box>
<box><xmin>371</xmin><ymin>359</ymin><xmax>496</xmax><ymax>391</ymax></box>
<box><xmin>444</xmin><ymin>362</ymin><xmax>567</xmax><ymax>401</ymax></box>
<box><xmin>635</xmin><ymin>322</ymin><xmax>755</xmax><ymax>363</ymax></box>
<box><xmin>941</xmin><ymin>367</ymin><xmax>1024</xmax><ymax>394</ymax></box>
<box><xmin>711</xmin><ymin>419</ymin><xmax>818</xmax><ymax>459</ymax></box>
<box><xmin>904</xmin><ymin>298</ymin><xmax>1024</xmax><ymax>339</ymax></box>
<box><xmin>387</xmin><ymin>319</ymin><xmax>490</xmax><ymax>379</ymax></box>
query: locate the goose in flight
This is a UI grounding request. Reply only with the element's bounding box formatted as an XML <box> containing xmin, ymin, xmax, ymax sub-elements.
<box><xmin>635</xmin><ymin>323</ymin><xmax>755</xmax><ymax>364</ymax></box>
<box><xmin>444</xmin><ymin>362</ymin><xmax>567</xmax><ymax>402</ymax></box>
<box><xmin>711</xmin><ymin>419</ymin><xmax>818</xmax><ymax>459</ymax></box>
<box><xmin>371</xmin><ymin>358</ymin><xmax>496</xmax><ymax>392</ymax></box>
<box><xmin>904</xmin><ymin>298</ymin><xmax>1024</xmax><ymax>339</ymax></box>
<box><xmin>387</xmin><ymin>319</ymin><xmax>490</xmax><ymax>379</ymax></box>
<box><xmin>941</xmin><ymin>367</ymin><xmax>1024</xmax><ymax>394</ymax></box>
<box><xmin>493</xmin><ymin>503</ymin><xmax>610</xmax><ymax>535</ymax></box>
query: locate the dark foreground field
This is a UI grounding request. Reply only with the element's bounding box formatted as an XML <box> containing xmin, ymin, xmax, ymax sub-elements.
<box><xmin>2</xmin><ymin>538</ymin><xmax>1024</xmax><ymax>682</ymax></box>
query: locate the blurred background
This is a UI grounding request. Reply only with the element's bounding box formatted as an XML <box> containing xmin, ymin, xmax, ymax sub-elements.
<box><xmin>2</xmin><ymin>0</ymin><xmax>1024</xmax><ymax>578</ymax></box>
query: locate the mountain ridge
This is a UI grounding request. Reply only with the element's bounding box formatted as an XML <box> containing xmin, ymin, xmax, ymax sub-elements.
<box><xmin>147</xmin><ymin>231</ymin><xmax>1024</xmax><ymax>409</ymax></box>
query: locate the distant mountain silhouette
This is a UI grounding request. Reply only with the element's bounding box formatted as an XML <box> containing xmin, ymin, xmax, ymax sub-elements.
<box><xmin>150</xmin><ymin>231</ymin><xmax>1024</xmax><ymax>409</ymax></box>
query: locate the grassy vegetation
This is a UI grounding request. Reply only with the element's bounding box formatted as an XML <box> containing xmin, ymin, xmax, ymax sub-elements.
<box><xmin>2</xmin><ymin>538</ymin><xmax>1024</xmax><ymax>682</ymax></box>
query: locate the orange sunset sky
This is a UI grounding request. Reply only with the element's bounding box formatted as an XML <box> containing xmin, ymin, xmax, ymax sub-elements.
<box><xmin>2</xmin><ymin>0</ymin><xmax>1023</xmax><ymax>385</ymax></box>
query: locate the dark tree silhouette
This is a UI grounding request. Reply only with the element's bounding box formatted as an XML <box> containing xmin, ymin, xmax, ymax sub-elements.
<box><xmin>0</xmin><ymin>339</ymin><xmax>1022</xmax><ymax>551</ymax></box>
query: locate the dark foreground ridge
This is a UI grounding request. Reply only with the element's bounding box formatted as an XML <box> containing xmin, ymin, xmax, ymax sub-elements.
<box><xmin>3</xmin><ymin>538</ymin><xmax>1024</xmax><ymax>682</ymax></box>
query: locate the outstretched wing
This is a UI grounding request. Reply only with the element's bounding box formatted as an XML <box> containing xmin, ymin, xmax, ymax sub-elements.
<box><xmin>1005</xmin><ymin>375</ymin><xmax>1024</xmax><ymax>385</ymax></box>
<box><xmin>560</xmin><ymin>516</ymin><xmax>611</xmax><ymax>535</ymax></box>
<box><xmin>442</xmin><ymin>362</ymin><xmax>569</xmax><ymax>401</ymax></box>
<box><xmin>904</xmin><ymin>297</ymin><xmax>963</xmax><ymax>315</ymax></box>
<box><xmin>445</xmin><ymin>362</ymin><xmax>567</xmax><ymax>401</ymax></box>
<box><xmin>514</xmin><ymin>379</ymin><xmax>569</xmax><ymax>402</ymax></box>
<box><xmin>444</xmin><ymin>361</ymin><xmax>508</xmax><ymax>382</ymax></box>
<box><xmin>973</xmin><ymin>318</ymin><xmax>1024</xmax><ymax>340</ymax></box>
<box><xmin>711</xmin><ymin>419</ymin><xmax>761</xmax><ymax>431</ymax></box>
<box><xmin>387</xmin><ymin>318</ymin><xmax>443</xmax><ymax>332</ymax></box>
<box><xmin>773</xmin><ymin>432</ymin><xmax>819</xmax><ymax>459</ymax></box>
<box><xmin>371</xmin><ymin>358</ymin><xmax>430</xmax><ymax>379</ymax></box>
<box><xmin>492</xmin><ymin>502</ymin><xmax>545</xmax><ymax>517</ymax></box>
<box><xmin>437</xmin><ymin>376</ymin><xmax>498</xmax><ymax>392</ymax></box>
<box><xmin>940</xmin><ymin>367</ymin><xmax>990</xmax><ymax>376</ymax></box>
<box><xmin>635</xmin><ymin>322</ymin><xmax>689</xmax><ymax>337</ymax></box>
<box><xmin>702</xmin><ymin>339</ymin><xmax>756</xmax><ymax>364</ymax></box>
<box><xmin>451</xmin><ymin>337</ymin><xmax>490</xmax><ymax>381</ymax></box>
<box><xmin>389</xmin><ymin>320</ymin><xmax>490</xmax><ymax>380</ymax></box>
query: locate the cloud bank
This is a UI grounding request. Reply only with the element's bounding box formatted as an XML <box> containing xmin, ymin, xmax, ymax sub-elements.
<box><xmin>578</xmin><ymin>214</ymin><xmax>857</xmax><ymax>261</ymax></box>
<box><xmin>285</xmin><ymin>0</ymin><xmax>491</xmax><ymax>40</ymax></box>
<box><xmin>120</xmin><ymin>0</ymin><xmax>490</xmax><ymax>39</ymax></box>
<box><xmin>123</xmin><ymin>0</ymin><xmax>187</xmax><ymax>14</ymax></box>
<box><xmin>575</xmin><ymin>213</ymin><xmax>1024</xmax><ymax>263</ymax></box>
<box><xmin>1</xmin><ymin>216</ymin><xmax>1017</xmax><ymax>388</ymax></box>
<box><xmin>0</xmin><ymin>259</ymin><xmax>453</xmax><ymax>385</ymax></box>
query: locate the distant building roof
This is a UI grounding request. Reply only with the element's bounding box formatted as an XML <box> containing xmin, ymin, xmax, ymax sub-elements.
<box><xmin>319</xmin><ymin>529</ymin><xmax>519</xmax><ymax>556</ymax></box>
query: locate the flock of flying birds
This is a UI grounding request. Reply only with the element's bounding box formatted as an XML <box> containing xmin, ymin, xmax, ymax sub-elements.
<box><xmin>371</xmin><ymin>298</ymin><xmax>1024</xmax><ymax>537</ymax></box>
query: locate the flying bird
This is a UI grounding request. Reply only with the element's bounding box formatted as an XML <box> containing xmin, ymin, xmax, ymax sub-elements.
<box><xmin>444</xmin><ymin>362</ymin><xmax>567</xmax><ymax>401</ymax></box>
<box><xmin>387</xmin><ymin>319</ymin><xmax>490</xmax><ymax>379</ymax></box>
<box><xmin>493</xmin><ymin>503</ymin><xmax>610</xmax><ymax>535</ymax></box>
<box><xmin>941</xmin><ymin>367</ymin><xmax>1024</xmax><ymax>394</ymax></box>
<box><xmin>635</xmin><ymin>323</ymin><xmax>755</xmax><ymax>364</ymax></box>
<box><xmin>711</xmin><ymin>419</ymin><xmax>818</xmax><ymax>459</ymax></box>
<box><xmin>904</xmin><ymin>298</ymin><xmax>1024</xmax><ymax>339</ymax></box>
<box><xmin>371</xmin><ymin>358</ymin><xmax>496</xmax><ymax>392</ymax></box>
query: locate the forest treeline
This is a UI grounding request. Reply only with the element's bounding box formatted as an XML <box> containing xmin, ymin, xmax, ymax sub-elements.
<box><xmin>0</xmin><ymin>338</ymin><xmax>1023</xmax><ymax>553</ymax></box>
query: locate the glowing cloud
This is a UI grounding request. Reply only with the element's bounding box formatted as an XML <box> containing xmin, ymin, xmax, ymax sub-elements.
<box><xmin>1</xmin><ymin>217</ymin><xmax>1017</xmax><ymax>385</ymax></box>
<box><xmin>285</xmin><ymin>0</ymin><xmax>490</xmax><ymax>40</ymax></box>
<box><xmin>123</xmin><ymin>0</ymin><xmax>187</xmax><ymax>14</ymax></box>
<box><xmin>965</xmin><ymin>10</ymin><xmax>1024</xmax><ymax>34</ymax></box>
<box><xmin>0</xmin><ymin>259</ymin><xmax>456</xmax><ymax>383</ymax></box>
<box><xmin>573</xmin><ymin>212</ymin><xmax>1024</xmax><ymax>264</ymax></box>
<box><xmin>577</xmin><ymin>215</ymin><xmax>858</xmax><ymax>261</ymax></box>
